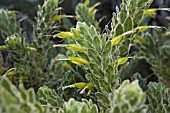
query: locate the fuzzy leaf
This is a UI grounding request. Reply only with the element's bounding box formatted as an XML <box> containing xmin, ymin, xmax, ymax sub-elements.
<box><xmin>111</xmin><ymin>35</ymin><xmax>123</xmax><ymax>46</ymax></box>
<box><xmin>66</xmin><ymin>44</ymin><xmax>86</xmax><ymax>53</ymax></box>
<box><xmin>68</xmin><ymin>56</ymin><xmax>89</xmax><ymax>65</ymax></box>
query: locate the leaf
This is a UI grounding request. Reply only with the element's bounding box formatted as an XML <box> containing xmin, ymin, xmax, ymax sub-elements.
<box><xmin>71</xmin><ymin>28</ymin><xmax>80</xmax><ymax>38</ymax></box>
<box><xmin>144</xmin><ymin>8</ymin><xmax>158</xmax><ymax>16</ymax></box>
<box><xmin>66</xmin><ymin>44</ymin><xmax>86</xmax><ymax>53</ymax></box>
<box><xmin>93</xmin><ymin>36</ymin><xmax>101</xmax><ymax>52</ymax></box>
<box><xmin>111</xmin><ymin>25</ymin><xmax>161</xmax><ymax>46</ymax></box>
<box><xmin>6</xmin><ymin>71</ymin><xmax>18</xmax><ymax>77</ymax></box>
<box><xmin>73</xmin><ymin>82</ymin><xmax>87</xmax><ymax>89</ymax></box>
<box><xmin>0</xmin><ymin>45</ymin><xmax>10</xmax><ymax>50</ymax></box>
<box><xmin>115</xmin><ymin>24</ymin><xmax>124</xmax><ymax>36</ymax></box>
<box><xmin>63</xmin><ymin>82</ymin><xmax>87</xmax><ymax>90</ymax></box>
<box><xmin>119</xmin><ymin>3</ymin><xmax>128</xmax><ymax>23</ymax></box>
<box><xmin>49</xmin><ymin>15</ymin><xmax>74</xmax><ymax>23</ymax></box>
<box><xmin>88</xmin><ymin>49</ymin><xmax>101</xmax><ymax>65</ymax></box>
<box><xmin>95</xmin><ymin>92</ymin><xmax>110</xmax><ymax>105</ymax></box>
<box><xmin>90</xmin><ymin>63</ymin><xmax>104</xmax><ymax>78</ymax></box>
<box><xmin>117</xmin><ymin>57</ymin><xmax>128</xmax><ymax>66</ymax></box>
<box><xmin>8</xmin><ymin>10</ymin><xmax>19</xmax><ymax>16</ymax></box>
<box><xmin>134</xmin><ymin>35</ymin><xmax>145</xmax><ymax>43</ymax></box>
<box><xmin>129</xmin><ymin>0</ymin><xmax>137</xmax><ymax>14</ymax></box>
<box><xmin>53</xmin><ymin>32</ymin><xmax>74</xmax><ymax>38</ymax></box>
<box><xmin>111</xmin><ymin>35</ymin><xmax>123</xmax><ymax>46</ymax></box>
<box><xmin>88</xmin><ymin>2</ymin><xmax>101</xmax><ymax>13</ymax></box>
<box><xmin>124</xmin><ymin>16</ymin><xmax>133</xmax><ymax>32</ymax></box>
<box><xmin>144</xmin><ymin>8</ymin><xmax>170</xmax><ymax>16</ymax></box>
<box><xmin>134</xmin><ymin>26</ymin><xmax>161</xmax><ymax>32</ymax></box>
<box><xmin>84</xmin><ymin>0</ymin><xmax>90</xmax><ymax>6</ymax></box>
<box><xmin>68</xmin><ymin>56</ymin><xmax>89</xmax><ymax>65</ymax></box>
<box><xmin>133</xmin><ymin>10</ymin><xmax>144</xmax><ymax>24</ymax></box>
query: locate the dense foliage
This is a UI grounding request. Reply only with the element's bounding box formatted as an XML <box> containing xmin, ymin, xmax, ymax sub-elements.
<box><xmin>0</xmin><ymin>0</ymin><xmax>170</xmax><ymax>113</ymax></box>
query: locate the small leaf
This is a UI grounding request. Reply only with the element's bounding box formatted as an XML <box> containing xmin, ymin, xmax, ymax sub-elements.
<box><xmin>66</xmin><ymin>44</ymin><xmax>86</xmax><ymax>53</ymax></box>
<box><xmin>117</xmin><ymin>57</ymin><xmax>128</xmax><ymax>66</ymax></box>
<box><xmin>53</xmin><ymin>32</ymin><xmax>73</xmax><ymax>38</ymax></box>
<box><xmin>84</xmin><ymin>0</ymin><xmax>90</xmax><ymax>6</ymax></box>
<box><xmin>111</xmin><ymin>35</ymin><xmax>123</xmax><ymax>46</ymax></box>
<box><xmin>49</xmin><ymin>15</ymin><xmax>74</xmax><ymax>23</ymax></box>
<box><xmin>71</xmin><ymin>28</ymin><xmax>80</xmax><ymax>38</ymax></box>
<box><xmin>111</xmin><ymin>25</ymin><xmax>161</xmax><ymax>46</ymax></box>
<box><xmin>73</xmin><ymin>82</ymin><xmax>87</xmax><ymax>89</ymax></box>
<box><xmin>135</xmin><ymin>26</ymin><xmax>150</xmax><ymax>32</ymax></box>
<box><xmin>134</xmin><ymin>26</ymin><xmax>161</xmax><ymax>32</ymax></box>
<box><xmin>6</xmin><ymin>71</ymin><xmax>18</xmax><ymax>77</ymax></box>
<box><xmin>88</xmin><ymin>2</ymin><xmax>101</xmax><ymax>13</ymax></box>
<box><xmin>93</xmin><ymin>36</ymin><xmax>101</xmax><ymax>51</ymax></box>
<box><xmin>63</xmin><ymin>82</ymin><xmax>87</xmax><ymax>90</ymax></box>
<box><xmin>134</xmin><ymin>35</ymin><xmax>145</xmax><ymax>43</ymax></box>
<box><xmin>0</xmin><ymin>45</ymin><xmax>10</xmax><ymax>50</ymax></box>
<box><xmin>86</xmin><ymin>83</ymin><xmax>94</xmax><ymax>90</ymax></box>
<box><xmin>144</xmin><ymin>8</ymin><xmax>158</xmax><ymax>16</ymax></box>
<box><xmin>62</xmin><ymin>62</ymin><xmax>70</xmax><ymax>70</ymax></box>
<box><xmin>68</xmin><ymin>56</ymin><xmax>89</xmax><ymax>65</ymax></box>
<box><xmin>114</xmin><ymin>24</ymin><xmax>124</xmax><ymax>36</ymax></box>
<box><xmin>8</xmin><ymin>10</ymin><xmax>19</xmax><ymax>15</ymax></box>
<box><xmin>124</xmin><ymin>16</ymin><xmax>133</xmax><ymax>32</ymax></box>
<box><xmin>144</xmin><ymin>8</ymin><xmax>170</xmax><ymax>16</ymax></box>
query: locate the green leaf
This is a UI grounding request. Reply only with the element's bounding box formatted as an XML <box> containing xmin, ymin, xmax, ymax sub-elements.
<box><xmin>68</xmin><ymin>56</ymin><xmax>89</xmax><ymax>65</ymax></box>
<box><xmin>88</xmin><ymin>48</ymin><xmax>101</xmax><ymax>65</ymax></box>
<box><xmin>53</xmin><ymin>32</ymin><xmax>74</xmax><ymax>38</ymax></box>
<box><xmin>90</xmin><ymin>63</ymin><xmax>104</xmax><ymax>78</ymax></box>
<box><xmin>93</xmin><ymin>36</ymin><xmax>101</xmax><ymax>52</ymax></box>
<box><xmin>71</xmin><ymin>28</ymin><xmax>80</xmax><ymax>38</ymax></box>
<box><xmin>71</xmin><ymin>82</ymin><xmax>87</xmax><ymax>89</ymax></box>
<box><xmin>124</xmin><ymin>16</ymin><xmax>133</xmax><ymax>32</ymax></box>
<box><xmin>6</xmin><ymin>71</ymin><xmax>18</xmax><ymax>77</ymax></box>
<box><xmin>88</xmin><ymin>2</ymin><xmax>101</xmax><ymax>13</ymax></box>
<box><xmin>66</xmin><ymin>44</ymin><xmax>86</xmax><ymax>53</ymax></box>
<box><xmin>129</xmin><ymin>0</ymin><xmax>137</xmax><ymax>14</ymax></box>
<box><xmin>0</xmin><ymin>45</ymin><xmax>10</xmax><ymax>50</ymax></box>
<box><xmin>8</xmin><ymin>10</ymin><xmax>19</xmax><ymax>16</ymax></box>
<box><xmin>134</xmin><ymin>35</ymin><xmax>145</xmax><ymax>43</ymax></box>
<box><xmin>133</xmin><ymin>10</ymin><xmax>143</xmax><ymax>24</ymax></box>
<box><xmin>49</xmin><ymin>15</ymin><xmax>74</xmax><ymax>23</ymax></box>
<box><xmin>84</xmin><ymin>0</ymin><xmax>90</xmax><ymax>6</ymax></box>
<box><xmin>144</xmin><ymin>8</ymin><xmax>158</xmax><ymax>16</ymax></box>
<box><xmin>115</xmin><ymin>24</ymin><xmax>124</xmax><ymax>36</ymax></box>
<box><xmin>117</xmin><ymin>57</ymin><xmax>128</xmax><ymax>66</ymax></box>
<box><xmin>144</xmin><ymin>8</ymin><xmax>170</xmax><ymax>16</ymax></box>
<box><xmin>119</xmin><ymin>3</ymin><xmax>128</xmax><ymax>23</ymax></box>
<box><xmin>134</xmin><ymin>26</ymin><xmax>161</xmax><ymax>32</ymax></box>
<box><xmin>111</xmin><ymin>35</ymin><xmax>123</xmax><ymax>46</ymax></box>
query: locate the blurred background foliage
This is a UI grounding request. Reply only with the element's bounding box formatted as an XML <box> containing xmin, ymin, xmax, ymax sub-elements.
<box><xmin>0</xmin><ymin>0</ymin><xmax>169</xmax><ymax>34</ymax></box>
<box><xmin>0</xmin><ymin>0</ymin><xmax>170</xmax><ymax>89</ymax></box>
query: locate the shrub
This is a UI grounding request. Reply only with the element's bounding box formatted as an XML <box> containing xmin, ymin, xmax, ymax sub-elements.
<box><xmin>0</xmin><ymin>0</ymin><xmax>170</xmax><ymax>113</ymax></box>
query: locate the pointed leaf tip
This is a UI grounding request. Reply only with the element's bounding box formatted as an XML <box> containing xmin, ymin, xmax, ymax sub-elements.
<box><xmin>117</xmin><ymin>57</ymin><xmax>128</xmax><ymax>66</ymax></box>
<box><xmin>111</xmin><ymin>35</ymin><xmax>123</xmax><ymax>46</ymax></box>
<box><xmin>53</xmin><ymin>32</ymin><xmax>73</xmax><ymax>38</ymax></box>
